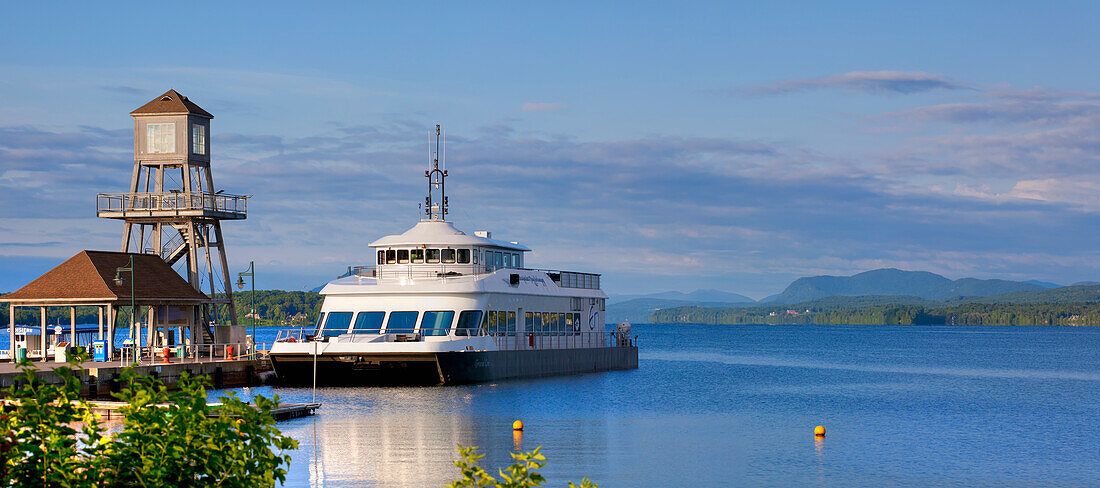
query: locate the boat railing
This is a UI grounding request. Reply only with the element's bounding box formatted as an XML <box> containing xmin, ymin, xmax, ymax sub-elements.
<box><xmin>346</xmin><ymin>265</ymin><xmax>600</xmax><ymax>289</ymax></box>
<box><xmin>275</xmin><ymin>328</ymin><xmax>314</xmax><ymax>343</ymax></box>
<box><xmin>488</xmin><ymin>330</ymin><xmax>635</xmax><ymax>350</ymax></box>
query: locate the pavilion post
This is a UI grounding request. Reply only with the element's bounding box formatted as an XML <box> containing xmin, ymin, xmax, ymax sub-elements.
<box><xmin>8</xmin><ymin>303</ymin><xmax>14</xmax><ymax>362</ymax></box>
<box><xmin>40</xmin><ymin>306</ymin><xmax>46</xmax><ymax>360</ymax></box>
<box><xmin>70</xmin><ymin>307</ymin><xmax>76</xmax><ymax>350</ymax></box>
<box><xmin>108</xmin><ymin>305</ymin><xmax>117</xmax><ymax>356</ymax></box>
<box><xmin>146</xmin><ymin>307</ymin><xmax>155</xmax><ymax>348</ymax></box>
<box><xmin>98</xmin><ymin>306</ymin><xmax>104</xmax><ymax>340</ymax></box>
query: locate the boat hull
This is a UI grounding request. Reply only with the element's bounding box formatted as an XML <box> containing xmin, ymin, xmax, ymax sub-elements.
<box><xmin>269</xmin><ymin>346</ymin><xmax>638</xmax><ymax>385</ymax></box>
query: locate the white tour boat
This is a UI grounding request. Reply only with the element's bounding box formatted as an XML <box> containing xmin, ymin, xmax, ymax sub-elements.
<box><xmin>269</xmin><ymin>126</ymin><xmax>638</xmax><ymax>385</ymax></box>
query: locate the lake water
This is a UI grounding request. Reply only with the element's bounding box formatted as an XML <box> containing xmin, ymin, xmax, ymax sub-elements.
<box><xmin>223</xmin><ymin>324</ymin><xmax>1095</xmax><ymax>486</ymax></box>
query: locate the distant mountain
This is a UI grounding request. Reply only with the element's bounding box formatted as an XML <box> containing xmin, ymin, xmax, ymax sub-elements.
<box><xmin>1071</xmin><ymin>281</ymin><xmax>1100</xmax><ymax>287</ymax></box>
<box><xmin>766</xmin><ymin>268</ymin><xmax>1044</xmax><ymax>304</ymax></box>
<box><xmin>1024</xmin><ymin>280</ymin><xmax>1062</xmax><ymax>289</ymax></box>
<box><xmin>609</xmin><ymin>289</ymin><xmax>754</xmax><ymax>305</ymax></box>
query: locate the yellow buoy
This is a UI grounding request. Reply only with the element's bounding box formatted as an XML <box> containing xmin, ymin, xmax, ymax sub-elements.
<box><xmin>814</xmin><ymin>425</ymin><xmax>826</xmax><ymax>437</ymax></box>
<box><xmin>513</xmin><ymin>420</ymin><xmax>524</xmax><ymax>431</ymax></box>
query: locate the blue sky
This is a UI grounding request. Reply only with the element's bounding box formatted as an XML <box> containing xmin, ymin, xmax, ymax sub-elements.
<box><xmin>2</xmin><ymin>1</ymin><xmax>1100</xmax><ymax>298</ymax></box>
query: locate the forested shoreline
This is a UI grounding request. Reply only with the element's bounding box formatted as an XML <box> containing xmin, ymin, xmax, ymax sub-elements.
<box><xmin>651</xmin><ymin>302</ymin><xmax>1100</xmax><ymax>326</ymax></box>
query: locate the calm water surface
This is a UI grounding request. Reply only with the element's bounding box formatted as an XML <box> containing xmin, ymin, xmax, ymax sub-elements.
<box><xmin>218</xmin><ymin>324</ymin><xmax>1100</xmax><ymax>487</ymax></box>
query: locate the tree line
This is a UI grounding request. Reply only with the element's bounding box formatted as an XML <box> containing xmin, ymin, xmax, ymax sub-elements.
<box><xmin>651</xmin><ymin>302</ymin><xmax>1100</xmax><ymax>326</ymax></box>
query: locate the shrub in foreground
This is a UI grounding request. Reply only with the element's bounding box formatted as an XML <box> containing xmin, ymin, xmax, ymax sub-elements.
<box><xmin>0</xmin><ymin>355</ymin><xmax>297</xmax><ymax>487</ymax></box>
<box><xmin>448</xmin><ymin>445</ymin><xmax>596</xmax><ymax>488</ymax></box>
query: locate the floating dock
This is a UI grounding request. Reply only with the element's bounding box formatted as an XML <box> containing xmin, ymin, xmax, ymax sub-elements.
<box><xmin>84</xmin><ymin>400</ymin><xmax>320</xmax><ymax>421</ymax></box>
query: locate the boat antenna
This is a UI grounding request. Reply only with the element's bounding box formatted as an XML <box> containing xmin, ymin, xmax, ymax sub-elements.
<box><xmin>425</xmin><ymin>124</ymin><xmax>448</xmax><ymax>221</ymax></box>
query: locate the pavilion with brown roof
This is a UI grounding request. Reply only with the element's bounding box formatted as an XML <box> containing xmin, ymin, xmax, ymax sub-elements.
<box><xmin>1</xmin><ymin>250</ymin><xmax>214</xmax><ymax>361</ymax></box>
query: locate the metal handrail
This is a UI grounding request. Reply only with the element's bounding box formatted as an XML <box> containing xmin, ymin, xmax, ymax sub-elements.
<box><xmin>347</xmin><ymin>264</ymin><xmax>600</xmax><ymax>289</ymax></box>
<box><xmin>96</xmin><ymin>192</ymin><xmax>248</xmax><ymax>216</ymax></box>
<box><xmin>115</xmin><ymin>341</ymin><xmax>253</xmax><ymax>366</ymax></box>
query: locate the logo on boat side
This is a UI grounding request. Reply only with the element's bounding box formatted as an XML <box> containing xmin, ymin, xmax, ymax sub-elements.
<box><xmin>507</xmin><ymin>276</ymin><xmax>546</xmax><ymax>285</ymax></box>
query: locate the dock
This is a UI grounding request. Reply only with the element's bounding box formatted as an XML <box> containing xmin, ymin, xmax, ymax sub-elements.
<box><xmin>84</xmin><ymin>400</ymin><xmax>320</xmax><ymax>421</ymax></box>
<box><xmin>0</xmin><ymin>357</ymin><xmax>271</xmax><ymax>398</ymax></box>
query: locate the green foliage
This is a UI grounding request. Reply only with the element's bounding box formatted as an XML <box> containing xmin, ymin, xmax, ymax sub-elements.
<box><xmin>221</xmin><ymin>290</ymin><xmax>324</xmax><ymax>327</ymax></box>
<box><xmin>447</xmin><ymin>445</ymin><xmax>596</xmax><ymax>488</ymax></box>
<box><xmin>0</xmin><ymin>354</ymin><xmax>298</xmax><ymax>487</ymax></box>
<box><xmin>0</xmin><ymin>356</ymin><xmax>103</xmax><ymax>487</ymax></box>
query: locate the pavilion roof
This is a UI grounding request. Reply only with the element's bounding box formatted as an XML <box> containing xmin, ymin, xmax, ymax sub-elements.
<box><xmin>0</xmin><ymin>251</ymin><xmax>209</xmax><ymax>305</ymax></box>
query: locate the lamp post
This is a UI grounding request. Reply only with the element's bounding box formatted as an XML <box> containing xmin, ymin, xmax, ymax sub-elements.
<box><xmin>237</xmin><ymin>261</ymin><xmax>255</xmax><ymax>355</ymax></box>
<box><xmin>113</xmin><ymin>255</ymin><xmax>135</xmax><ymax>363</ymax></box>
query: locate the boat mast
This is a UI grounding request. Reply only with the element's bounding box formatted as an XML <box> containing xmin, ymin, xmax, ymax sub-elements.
<box><xmin>425</xmin><ymin>124</ymin><xmax>448</xmax><ymax>221</ymax></box>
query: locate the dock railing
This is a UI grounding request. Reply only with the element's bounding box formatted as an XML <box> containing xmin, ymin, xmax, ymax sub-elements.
<box><xmin>114</xmin><ymin>341</ymin><xmax>260</xmax><ymax>366</ymax></box>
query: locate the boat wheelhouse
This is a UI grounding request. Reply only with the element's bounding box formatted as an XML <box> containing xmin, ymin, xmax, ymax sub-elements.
<box><xmin>268</xmin><ymin>126</ymin><xmax>637</xmax><ymax>385</ymax></box>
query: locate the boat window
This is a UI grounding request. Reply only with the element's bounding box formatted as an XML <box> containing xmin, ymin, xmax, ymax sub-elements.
<box><xmin>525</xmin><ymin>312</ymin><xmax>533</xmax><ymax>334</ymax></box>
<box><xmin>515</xmin><ymin>253</ymin><xmax>522</xmax><ymax>268</ymax></box>
<box><xmin>454</xmin><ymin>310</ymin><xmax>483</xmax><ymax>336</ymax></box>
<box><xmin>411</xmin><ymin>249</ymin><xmax>424</xmax><ymax>263</ymax></box>
<box><xmin>472</xmin><ymin>249</ymin><xmax>479</xmax><ymax>265</ymax></box>
<box><xmin>506</xmin><ymin>311</ymin><xmax>516</xmax><ymax>336</ymax></box>
<box><xmin>550</xmin><ymin>313</ymin><xmax>560</xmax><ymax>334</ymax></box>
<box><xmin>385</xmin><ymin>249</ymin><xmax>396</xmax><ymax>264</ymax></box>
<box><xmin>352</xmin><ymin>312</ymin><xmax>385</xmax><ymax>334</ymax></box>
<box><xmin>486</xmin><ymin>311</ymin><xmax>498</xmax><ymax>335</ymax></box>
<box><xmin>566</xmin><ymin>313</ymin><xmax>575</xmax><ymax>335</ymax></box>
<box><xmin>377</xmin><ymin>251</ymin><xmax>384</xmax><ymax>265</ymax></box>
<box><xmin>441</xmin><ymin>249</ymin><xmax>456</xmax><ymax>264</ymax></box>
<box><xmin>457</xmin><ymin>249</ymin><xmax>470</xmax><ymax>264</ymax></box>
<box><xmin>397</xmin><ymin>250</ymin><xmax>409</xmax><ymax>264</ymax></box>
<box><xmin>541</xmin><ymin>312</ymin><xmax>551</xmax><ymax>333</ymax></box>
<box><xmin>426</xmin><ymin>249</ymin><xmax>440</xmax><ymax>263</ymax></box>
<box><xmin>385</xmin><ymin>311</ymin><xmax>418</xmax><ymax>334</ymax></box>
<box><xmin>493</xmin><ymin>251</ymin><xmax>502</xmax><ymax>268</ymax></box>
<box><xmin>421</xmin><ymin>311</ymin><xmax>454</xmax><ymax>336</ymax></box>
<box><xmin>322</xmin><ymin>312</ymin><xmax>353</xmax><ymax>336</ymax></box>
<box><xmin>313</xmin><ymin>312</ymin><xmax>326</xmax><ymax>334</ymax></box>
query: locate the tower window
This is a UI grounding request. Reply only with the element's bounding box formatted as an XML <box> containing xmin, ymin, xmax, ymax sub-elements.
<box><xmin>192</xmin><ymin>124</ymin><xmax>206</xmax><ymax>155</ymax></box>
<box><xmin>147</xmin><ymin>123</ymin><xmax>175</xmax><ymax>154</ymax></box>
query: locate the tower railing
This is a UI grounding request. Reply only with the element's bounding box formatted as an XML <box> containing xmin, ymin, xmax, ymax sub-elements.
<box><xmin>96</xmin><ymin>192</ymin><xmax>248</xmax><ymax>219</ymax></box>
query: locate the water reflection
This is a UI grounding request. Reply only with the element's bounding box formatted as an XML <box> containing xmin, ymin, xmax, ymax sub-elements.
<box><xmin>215</xmin><ymin>324</ymin><xmax>1100</xmax><ymax>487</ymax></box>
<box><xmin>221</xmin><ymin>383</ymin><xmax>618</xmax><ymax>487</ymax></box>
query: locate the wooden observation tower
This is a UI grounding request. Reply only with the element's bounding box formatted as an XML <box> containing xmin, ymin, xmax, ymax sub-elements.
<box><xmin>96</xmin><ymin>90</ymin><xmax>247</xmax><ymax>343</ymax></box>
